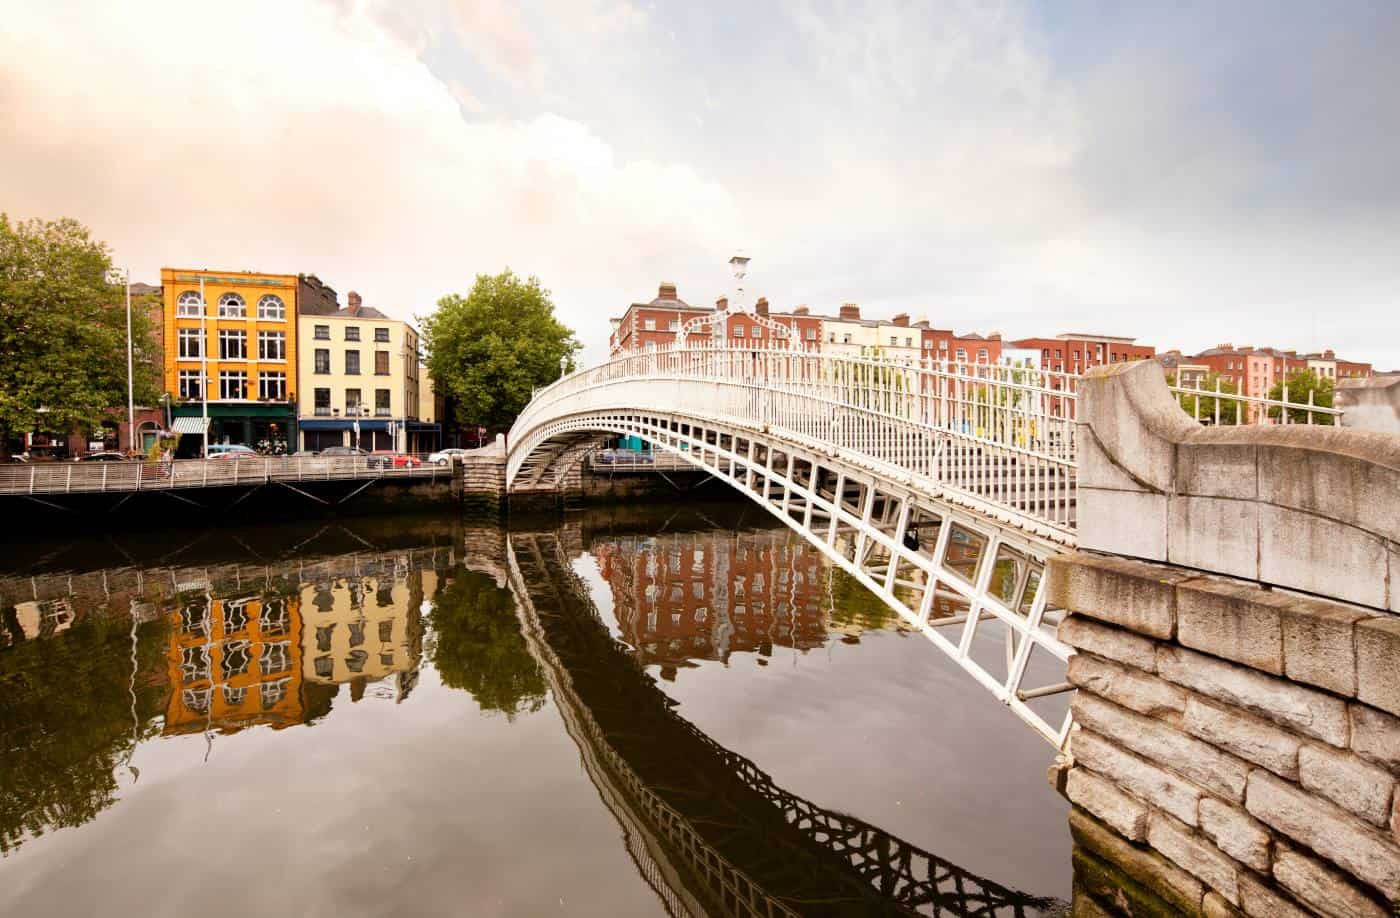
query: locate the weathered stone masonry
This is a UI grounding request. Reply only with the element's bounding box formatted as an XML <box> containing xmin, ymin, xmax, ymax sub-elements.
<box><xmin>1056</xmin><ymin>360</ymin><xmax>1400</xmax><ymax>917</ymax></box>
<box><xmin>1055</xmin><ymin>555</ymin><xmax>1400</xmax><ymax>916</ymax></box>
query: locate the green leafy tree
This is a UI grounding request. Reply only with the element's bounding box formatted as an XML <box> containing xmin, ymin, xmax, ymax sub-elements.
<box><xmin>428</xmin><ymin>569</ymin><xmax>546</xmax><ymax>719</ymax></box>
<box><xmin>1171</xmin><ymin>371</ymin><xmax>1242</xmax><ymax>425</ymax></box>
<box><xmin>420</xmin><ymin>270</ymin><xmax>581</xmax><ymax>431</ymax></box>
<box><xmin>1267</xmin><ymin>369</ymin><xmax>1336</xmax><ymax>425</ymax></box>
<box><xmin>0</xmin><ymin>215</ymin><xmax>160</xmax><ymax>454</ymax></box>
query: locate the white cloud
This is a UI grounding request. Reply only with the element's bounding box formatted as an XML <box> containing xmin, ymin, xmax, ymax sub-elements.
<box><xmin>0</xmin><ymin>0</ymin><xmax>739</xmax><ymax>359</ymax></box>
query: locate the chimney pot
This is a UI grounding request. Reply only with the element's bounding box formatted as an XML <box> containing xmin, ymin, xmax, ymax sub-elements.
<box><xmin>755</xmin><ymin>297</ymin><xmax>769</xmax><ymax>316</ymax></box>
<box><xmin>892</xmin><ymin>312</ymin><xmax>910</xmax><ymax>327</ymax></box>
<box><xmin>347</xmin><ymin>291</ymin><xmax>362</xmax><ymax>316</ymax></box>
<box><xmin>793</xmin><ymin>305</ymin><xmax>809</xmax><ymax>316</ymax></box>
<box><xmin>839</xmin><ymin>303</ymin><xmax>861</xmax><ymax>320</ymax></box>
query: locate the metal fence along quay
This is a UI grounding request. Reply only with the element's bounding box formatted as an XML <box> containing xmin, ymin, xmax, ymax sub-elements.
<box><xmin>0</xmin><ymin>454</ymin><xmax>448</xmax><ymax>498</ymax></box>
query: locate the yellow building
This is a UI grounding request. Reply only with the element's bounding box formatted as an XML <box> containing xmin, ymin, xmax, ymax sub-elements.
<box><xmin>296</xmin><ymin>290</ymin><xmax>439</xmax><ymax>452</ymax></box>
<box><xmin>161</xmin><ymin>268</ymin><xmax>301</xmax><ymax>454</ymax></box>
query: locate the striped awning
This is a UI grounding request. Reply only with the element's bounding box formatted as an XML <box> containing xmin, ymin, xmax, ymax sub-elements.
<box><xmin>171</xmin><ymin>416</ymin><xmax>209</xmax><ymax>435</ymax></box>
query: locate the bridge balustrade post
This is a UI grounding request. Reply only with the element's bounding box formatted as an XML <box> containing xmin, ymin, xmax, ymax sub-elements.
<box><xmin>1052</xmin><ymin>359</ymin><xmax>1400</xmax><ymax>917</ymax></box>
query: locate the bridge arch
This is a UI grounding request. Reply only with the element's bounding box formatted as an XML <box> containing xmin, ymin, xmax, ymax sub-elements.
<box><xmin>506</xmin><ymin>346</ymin><xmax>1083</xmax><ymax>745</ymax></box>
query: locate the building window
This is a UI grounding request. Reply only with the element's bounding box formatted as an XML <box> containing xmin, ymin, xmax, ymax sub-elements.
<box><xmin>261</xmin><ymin>641</ymin><xmax>291</xmax><ymax>675</ymax></box>
<box><xmin>257</xmin><ymin>295</ymin><xmax>285</xmax><ymax>320</ymax></box>
<box><xmin>644</xmin><ymin>319</ymin><xmax>656</xmax><ymax>331</ymax></box>
<box><xmin>668</xmin><ymin>320</ymin><xmax>680</xmax><ymax>332</ymax></box>
<box><xmin>176</xmin><ymin>290</ymin><xmax>203</xmax><ymax>317</ymax></box>
<box><xmin>889</xmin><ymin>336</ymin><xmax>898</xmax><ymax>346</ymax></box>
<box><xmin>314</xmin><ymin>325</ymin><xmax>330</xmax><ymax>340</ymax></box>
<box><xmin>955</xmin><ymin>348</ymin><xmax>967</xmax><ymax>361</ymax></box>
<box><xmin>733</xmin><ymin>325</ymin><xmax>745</xmax><ymax>337</ymax></box>
<box><xmin>178</xmin><ymin>370</ymin><xmax>203</xmax><ymax>399</ymax></box>
<box><xmin>345</xmin><ymin>350</ymin><xmax>360</xmax><ymax>375</ymax></box>
<box><xmin>258</xmin><ymin>371</ymin><xmax>286</xmax><ymax>400</ymax></box>
<box><xmin>217</xmin><ymin>292</ymin><xmax>246</xmax><ymax>318</ymax></box>
<box><xmin>178</xmin><ymin>328</ymin><xmax>203</xmax><ymax>358</ymax></box>
<box><xmin>375</xmin><ymin>350</ymin><xmax>390</xmax><ymax>375</ymax></box>
<box><xmin>978</xmin><ymin>348</ymin><xmax>988</xmax><ymax>362</ymax></box>
<box><xmin>218</xmin><ymin>329</ymin><xmax>247</xmax><ymax>360</ymax></box>
<box><xmin>345</xmin><ymin>389</ymin><xmax>362</xmax><ymax>415</ymax></box>
<box><xmin>842</xmin><ymin>333</ymin><xmax>852</xmax><ymax>344</ymax></box>
<box><xmin>258</xmin><ymin>330</ymin><xmax>285</xmax><ymax>361</ymax></box>
<box><xmin>345</xmin><ymin>326</ymin><xmax>360</xmax><ymax>342</ymax></box>
<box><xmin>314</xmin><ymin>348</ymin><xmax>330</xmax><ymax>374</ymax></box>
<box><xmin>905</xmin><ymin>337</ymin><xmax>913</xmax><ymax>347</ymax></box>
<box><xmin>314</xmin><ymin>388</ymin><xmax>331</xmax><ymax>416</ymax></box>
<box><xmin>375</xmin><ymin>389</ymin><xmax>391</xmax><ymax>416</ymax></box>
<box><xmin>219</xmin><ymin>370</ymin><xmax>247</xmax><ymax>400</ymax></box>
<box><xmin>221</xmin><ymin>640</ymin><xmax>251</xmax><ymax>679</ymax></box>
<box><xmin>374</xmin><ymin>327</ymin><xmax>390</xmax><ymax>343</ymax></box>
<box><xmin>805</xmin><ymin>328</ymin><xmax>817</xmax><ymax>341</ymax></box>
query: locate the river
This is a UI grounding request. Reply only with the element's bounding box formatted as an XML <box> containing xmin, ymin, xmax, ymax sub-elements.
<box><xmin>0</xmin><ymin>504</ymin><xmax>1070</xmax><ymax>916</ymax></box>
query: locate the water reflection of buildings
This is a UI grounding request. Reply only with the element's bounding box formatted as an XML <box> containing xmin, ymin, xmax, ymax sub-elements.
<box><xmin>165</xmin><ymin>592</ymin><xmax>307</xmax><ymax>734</ymax></box>
<box><xmin>595</xmin><ymin>528</ymin><xmax>830</xmax><ymax>671</ymax></box>
<box><xmin>163</xmin><ymin>566</ymin><xmax>431</xmax><ymax>733</ymax></box>
<box><xmin>300</xmin><ymin>568</ymin><xmax>431</xmax><ymax>703</ymax></box>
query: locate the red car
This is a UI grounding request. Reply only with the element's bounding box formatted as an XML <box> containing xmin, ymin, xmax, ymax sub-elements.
<box><xmin>369</xmin><ymin>451</ymin><xmax>421</xmax><ymax>469</ymax></box>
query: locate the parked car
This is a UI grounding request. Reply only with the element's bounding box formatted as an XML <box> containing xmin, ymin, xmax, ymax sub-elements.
<box><xmin>319</xmin><ymin>446</ymin><xmax>368</xmax><ymax>457</ymax></box>
<box><xmin>595</xmin><ymin>448</ymin><xmax>654</xmax><ymax>465</ymax></box>
<box><xmin>75</xmin><ymin>451</ymin><xmax>128</xmax><ymax>462</ymax></box>
<box><xmin>368</xmin><ymin>451</ymin><xmax>421</xmax><ymax>469</ymax></box>
<box><xmin>427</xmin><ymin>447</ymin><xmax>470</xmax><ymax>466</ymax></box>
<box><xmin>207</xmin><ymin>444</ymin><xmax>258</xmax><ymax>459</ymax></box>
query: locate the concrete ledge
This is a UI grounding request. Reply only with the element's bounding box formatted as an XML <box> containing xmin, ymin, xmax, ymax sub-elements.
<box><xmin>1338</xmin><ymin>374</ymin><xmax>1400</xmax><ymax>435</ymax></box>
<box><xmin>1077</xmin><ymin>361</ymin><xmax>1400</xmax><ymax>613</ymax></box>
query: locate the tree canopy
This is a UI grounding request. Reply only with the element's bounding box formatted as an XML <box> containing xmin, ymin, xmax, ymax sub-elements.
<box><xmin>419</xmin><ymin>270</ymin><xmax>581</xmax><ymax>431</ymax></box>
<box><xmin>0</xmin><ymin>215</ymin><xmax>159</xmax><ymax>452</ymax></box>
<box><xmin>1267</xmin><ymin>369</ymin><xmax>1336</xmax><ymax>425</ymax></box>
<box><xmin>428</xmin><ymin>568</ymin><xmax>546</xmax><ymax>719</ymax></box>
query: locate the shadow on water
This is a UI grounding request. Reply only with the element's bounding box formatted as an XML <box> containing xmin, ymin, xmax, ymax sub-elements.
<box><xmin>0</xmin><ymin>502</ymin><xmax>1066</xmax><ymax>915</ymax></box>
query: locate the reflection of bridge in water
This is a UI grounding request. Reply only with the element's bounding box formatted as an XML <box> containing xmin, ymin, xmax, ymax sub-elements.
<box><xmin>505</xmin><ymin>528</ymin><xmax>1063</xmax><ymax>917</ymax></box>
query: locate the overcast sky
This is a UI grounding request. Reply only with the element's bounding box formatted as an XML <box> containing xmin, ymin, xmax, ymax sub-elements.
<box><xmin>2</xmin><ymin>0</ymin><xmax>1397</xmax><ymax>367</ymax></box>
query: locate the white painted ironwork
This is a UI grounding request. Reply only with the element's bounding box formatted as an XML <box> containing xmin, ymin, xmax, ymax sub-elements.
<box><xmin>1168</xmin><ymin>377</ymin><xmax>1344</xmax><ymax>426</ymax></box>
<box><xmin>507</xmin><ymin>359</ymin><xmax>1077</xmax><ymax>745</ymax></box>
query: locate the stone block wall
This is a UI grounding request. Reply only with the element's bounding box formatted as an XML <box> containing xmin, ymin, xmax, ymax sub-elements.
<box><xmin>1052</xmin><ymin>552</ymin><xmax>1400</xmax><ymax>917</ymax></box>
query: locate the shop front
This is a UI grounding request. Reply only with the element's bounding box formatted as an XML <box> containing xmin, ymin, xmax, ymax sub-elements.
<box><xmin>171</xmin><ymin>402</ymin><xmax>297</xmax><ymax>457</ymax></box>
<box><xmin>298</xmin><ymin>418</ymin><xmax>397</xmax><ymax>453</ymax></box>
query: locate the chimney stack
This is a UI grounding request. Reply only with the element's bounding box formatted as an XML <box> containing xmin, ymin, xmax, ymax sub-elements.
<box><xmin>755</xmin><ymin>297</ymin><xmax>769</xmax><ymax>316</ymax></box>
<box><xmin>839</xmin><ymin>303</ymin><xmax>861</xmax><ymax>321</ymax></box>
<box><xmin>658</xmin><ymin>282</ymin><xmax>677</xmax><ymax>300</ymax></box>
<box><xmin>892</xmin><ymin>312</ymin><xmax>910</xmax><ymax>327</ymax></box>
<box><xmin>347</xmin><ymin>291</ymin><xmax>362</xmax><ymax>316</ymax></box>
<box><xmin>792</xmin><ymin>305</ymin><xmax>810</xmax><ymax>316</ymax></box>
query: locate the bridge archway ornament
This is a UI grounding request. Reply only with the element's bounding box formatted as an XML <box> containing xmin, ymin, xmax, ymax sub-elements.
<box><xmin>675</xmin><ymin>254</ymin><xmax>799</xmax><ymax>350</ymax></box>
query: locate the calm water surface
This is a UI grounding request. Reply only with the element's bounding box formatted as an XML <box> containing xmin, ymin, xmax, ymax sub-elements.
<box><xmin>0</xmin><ymin>505</ymin><xmax>1069</xmax><ymax>916</ymax></box>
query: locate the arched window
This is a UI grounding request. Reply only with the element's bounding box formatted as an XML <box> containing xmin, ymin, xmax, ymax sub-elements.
<box><xmin>257</xmin><ymin>294</ymin><xmax>285</xmax><ymax>320</ymax></box>
<box><xmin>218</xmin><ymin>292</ymin><xmax>246</xmax><ymax>318</ymax></box>
<box><xmin>176</xmin><ymin>290</ymin><xmax>203</xmax><ymax>317</ymax></box>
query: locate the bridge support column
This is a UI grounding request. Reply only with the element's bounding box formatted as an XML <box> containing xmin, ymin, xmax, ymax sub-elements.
<box><xmin>1055</xmin><ymin>360</ymin><xmax>1400</xmax><ymax>917</ymax></box>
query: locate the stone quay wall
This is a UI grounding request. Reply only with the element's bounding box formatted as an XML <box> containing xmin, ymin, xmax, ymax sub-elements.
<box><xmin>1056</xmin><ymin>359</ymin><xmax>1400</xmax><ymax>916</ymax></box>
<box><xmin>1054</xmin><ymin>553</ymin><xmax>1400</xmax><ymax>917</ymax></box>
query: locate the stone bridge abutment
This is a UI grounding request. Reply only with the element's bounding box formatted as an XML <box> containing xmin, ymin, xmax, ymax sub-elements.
<box><xmin>1055</xmin><ymin>360</ymin><xmax>1400</xmax><ymax>916</ymax></box>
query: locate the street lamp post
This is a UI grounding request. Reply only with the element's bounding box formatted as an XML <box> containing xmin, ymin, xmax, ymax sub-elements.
<box><xmin>122</xmin><ymin>268</ymin><xmax>136</xmax><ymax>456</ymax></box>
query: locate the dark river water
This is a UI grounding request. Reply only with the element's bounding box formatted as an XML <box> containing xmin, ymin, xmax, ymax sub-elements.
<box><xmin>0</xmin><ymin>504</ymin><xmax>1069</xmax><ymax>916</ymax></box>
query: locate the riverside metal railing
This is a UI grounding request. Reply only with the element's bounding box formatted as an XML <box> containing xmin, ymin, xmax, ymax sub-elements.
<box><xmin>0</xmin><ymin>453</ymin><xmax>447</xmax><ymax>497</ymax></box>
<box><xmin>515</xmin><ymin>340</ymin><xmax>1081</xmax><ymax>535</ymax></box>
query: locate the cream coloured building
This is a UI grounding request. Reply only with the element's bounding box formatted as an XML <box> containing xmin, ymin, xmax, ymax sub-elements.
<box><xmin>295</xmin><ymin>291</ymin><xmax>438</xmax><ymax>452</ymax></box>
<box><xmin>299</xmin><ymin>569</ymin><xmax>429</xmax><ymax>700</ymax></box>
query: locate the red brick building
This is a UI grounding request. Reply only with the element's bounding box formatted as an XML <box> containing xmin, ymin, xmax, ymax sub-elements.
<box><xmin>1189</xmin><ymin>344</ymin><xmax>1371</xmax><ymax>399</ymax></box>
<box><xmin>918</xmin><ymin>323</ymin><xmax>1003</xmax><ymax>364</ymax></box>
<box><xmin>609</xmin><ymin>283</ymin><xmax>822</xmax><ymax>354</ymax></box>
<box><xmin>1009</xmin><ymin>333</ymin><xmax>1155</xmax><ymax>374</ymax></box>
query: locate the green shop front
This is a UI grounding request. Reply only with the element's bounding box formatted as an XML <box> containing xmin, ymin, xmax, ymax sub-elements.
<box><xmin>171</xmin><ymin>402</ymin><xmax>297</xmax><ymax>457</ymax></box>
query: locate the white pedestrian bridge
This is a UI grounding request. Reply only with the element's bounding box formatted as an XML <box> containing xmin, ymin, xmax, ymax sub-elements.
<box><xmin>506</xmin><ymin>341</ymin><xmax>1341</xmax><ymax>747</ymax></box>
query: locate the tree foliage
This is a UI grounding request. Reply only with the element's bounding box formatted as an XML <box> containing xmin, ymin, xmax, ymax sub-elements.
<box><xmin>0</xmin><ymin>215</ymin><xmax>159</xmax><ymax>452</ymax></box>
<box><xmin>428</xmin><ymin>569</ymin><xmax>546</xmax><ymax>719</ymax></box>
<box><xmin>1267</xmin><ymin>369</ymin><xmax>1336</xmax><ymax>425</ymax></box>
<box><xmin>420</xmin><ymin>270</ymin><xmax>581</xmax><ymax>431</ymax></box>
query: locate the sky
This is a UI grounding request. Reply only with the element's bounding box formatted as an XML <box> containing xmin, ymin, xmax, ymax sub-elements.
<box><xmin>2</xmin><ymin>0</ymin><xmax>1397</xmax><ymax>368</ymax></box>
